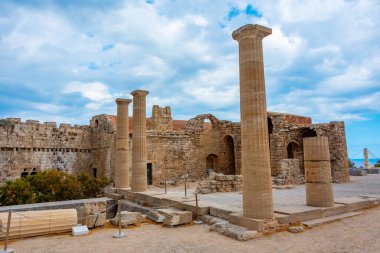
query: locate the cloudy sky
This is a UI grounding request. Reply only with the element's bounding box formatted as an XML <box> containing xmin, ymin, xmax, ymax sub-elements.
<box><xmin>0</xmin><ymin>0</ymin><xmax>379</xmax><ymax>158</ymax></box>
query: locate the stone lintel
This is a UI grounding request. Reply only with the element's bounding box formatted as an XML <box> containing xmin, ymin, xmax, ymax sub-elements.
<box><xmin>232</xmin><ymin>24</ymin><xmax>272</xmax><ymax>41</ymax></box>
<box><xmin>115</xmin><ymin>98</ymin><xmax>132</xmax><ymax>104</ymax></box>
<box><xmin>131</xmin><ymin>90</ymin><xmax>149</xmax><ymax>97</ymax></box>
<box><xmin>229</xmin><ymin>212</ymin><xmax>264</xmax><ymax>231</ymax></box>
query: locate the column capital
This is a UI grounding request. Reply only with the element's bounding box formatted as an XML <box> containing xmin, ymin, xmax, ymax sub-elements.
<box><xmin>131</xmin><ymin>90</ymin><xmax>149</xmax><ymax>97</ymax></box>
<box><xmin>115</xmin><ymin>98</ymin><xmax>132</xmax><ymax>104</ymax></box>
<box><xmin>232</xmin><ymin>24</ymin><xmax>272</xmax><ymax>42</ymax></box>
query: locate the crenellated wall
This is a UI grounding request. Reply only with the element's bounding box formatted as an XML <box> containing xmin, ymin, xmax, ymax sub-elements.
<box><xmin>0</xmin><ymin>108</ymin><xmax>350</xmax><ymax>185</ymax></box>
<box><xmin>0</xmin><ymin>119</ymin><xmax>92</xmax><ymax>181</ymax></box>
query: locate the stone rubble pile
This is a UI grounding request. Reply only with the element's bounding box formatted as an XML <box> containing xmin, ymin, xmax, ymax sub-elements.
<box><xmin>196</xmin><ymin>172</ymin><xmax>242</xmax><ymax>194</ymax></box>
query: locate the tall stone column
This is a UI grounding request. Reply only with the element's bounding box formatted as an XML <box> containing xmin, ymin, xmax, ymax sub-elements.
<box><xmin>114</xmin><ymin>98</ymin><xmax>132</xmax><ymax>188</ymax></box>
<box><xmin>232</xmin><ymin>24</ymin><xmax>273</xmax><ymax>219</ymax></box>
<box><xmin>304</xmin><ymin>136</ymin><xmax>334</xmax><ymax>207</ymax></box>
<box><xmin>131</xmin><ymin>90</ymin><xmax>149</xmax><ymax>192</ymax></box>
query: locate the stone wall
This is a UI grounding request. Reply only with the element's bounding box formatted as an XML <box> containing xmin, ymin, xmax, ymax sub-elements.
<box><xmin>196</xmin><ymin>173</ymin><xmax>243</xmax><ymax>194</ymax></box>
<box><xmin>311</xmin><ymin>122</ymin><xmax>349</xmax><ymax>183</ymax></box>
<box><xmin>0</xmin><ymin>119</ymin><xmax>92</xmax><ymax>182</ymax></box>
<box><xmin>149</xmin><ymin>105</ymin><xmax>173</xmax><ymax>131</ymax></box>
<box><xmin>272</xmin><ymin>159</ymin><xmax>304</xmax><ymax>185</ymax></box>
<box><xmin>0</xmin><ymin>109</ymin><xmax>349</xmax><ymax>185</ymax></box>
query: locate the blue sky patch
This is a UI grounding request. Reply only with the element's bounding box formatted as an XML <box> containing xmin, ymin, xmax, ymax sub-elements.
<box><xmin>245</xmin><ymin>4</ymin><xmax>262</xmax><ymax>17</ymax></box>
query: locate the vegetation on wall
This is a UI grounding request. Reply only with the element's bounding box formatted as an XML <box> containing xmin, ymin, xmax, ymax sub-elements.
<box><xmin>0</xmin><ymin>170</ymin><xmax>108</xmax><ymax>206</ymax></box>
<box><xmin>0</xmin><ymin>119</ymin><xmax>14</xmax><ymax>126</ymax></box>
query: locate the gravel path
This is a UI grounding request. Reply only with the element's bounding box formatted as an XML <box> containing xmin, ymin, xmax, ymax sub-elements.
<box><xmin>3</xmin><ymin>205</ymin><xmax>380</xmax><ymax>253</ymax></box>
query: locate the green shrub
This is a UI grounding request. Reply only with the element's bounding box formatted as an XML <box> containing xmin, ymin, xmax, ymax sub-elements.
<box><xmin>0</xmin><ymin>178</ymin><xmax>35</xmax><ymax>206</ymax></box>
<box><xmin>375</xmin><ymin>160</ymin><xmax>380</xmax><ymax>167</ymax></box>
<box><xmin>0</xmin><ymin>170</ymin><xmax>109</xmax><ymax>206</ymax></box>
<box><xmin>348</xmin><ymin>158</ymin><xmax>355</xmax><ymax>168</ymax></box>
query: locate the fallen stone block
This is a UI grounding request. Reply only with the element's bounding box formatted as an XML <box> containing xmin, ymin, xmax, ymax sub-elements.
<box><xmin>157</xmin><ymin>208</ymin><xmax>192</xmax><ymax>227</ymax></box>
<box><xmin>366</xmin><ymin>168</ymin><xmax>380</xmax><ymax>174</ymax></box>
<box><xmin>210</xmin><ymin>222</ymin><xmax>261</xmax><ymax>241</ymax></box>
<box><xmin>83</xmin><ymin>213</ymin><xmax>106</xmax><ymax>228</ymax></box>
<box><xmin>349</xmin><ymin>168</ymin><xmax>367</xmax><ymax>176</ymax></box>
<box><xmin>288</xmin><ymin>226</ymin><xmax>305</xmax><ymax>233</ymax></box>
<box><xmin>110</xmin><ymin>211</ymin><xmax>144</xmax><ymax>227</ymax></box>
<box><xmin>82</xmin><ymin>202</ymin><xmax>107</xmax><ymax>228</ymax></box>
<box><xmin>146</xmin><ymin>211</ymin><xmax>165</xmax><ymax>223</ymax></box>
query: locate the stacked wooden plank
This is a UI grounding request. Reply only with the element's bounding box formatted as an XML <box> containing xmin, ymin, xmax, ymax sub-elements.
<box><xmin>0</xmin><ymin>209</ymin><xmax>77</xmax><ymax>239</ymax></box>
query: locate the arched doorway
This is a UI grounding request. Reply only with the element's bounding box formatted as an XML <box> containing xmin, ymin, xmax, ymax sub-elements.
<box><xmin>222</xmin><ymin>135</ymin><xmax>236</xmax><ymax>174</ymax></box>
<box><xmin>287</xmin><ymin>141</ymin><xmax>304</xmax><ymax>173</ymax></box>
<box><xmin>206</xmin><ymin>154</ymin><xmax>218</xmax><ymax>172</ymax></box>
<box><xmin>287</xmin><ymin>142</ymin><xmax>302</xmax><ymax>159</ymax></box>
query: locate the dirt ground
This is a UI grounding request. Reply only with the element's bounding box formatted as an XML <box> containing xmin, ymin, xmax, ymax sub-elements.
<box><xmin>2</xmin><ymin>205</ymin><xmax>380</xmax><ymax>253</ymax></box>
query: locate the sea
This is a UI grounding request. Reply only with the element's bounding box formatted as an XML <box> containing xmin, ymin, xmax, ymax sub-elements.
<box><xmin>350</xmin><ymin>158</ymin><xmax>379</xmax><ymax>167</ymax></box>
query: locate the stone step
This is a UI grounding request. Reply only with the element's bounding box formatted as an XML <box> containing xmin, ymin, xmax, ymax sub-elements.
<box><xmin>301</xmin><ymin>212</ymin><xmax>362</xmax><ymax>228</ymax></box>
<box><xmin>209</xmin><ymin>205</ymin><xmax>241</xmax><ymax>220</ymax></box>
<box><xmin>104</xmin><ymin>192</ymin><xmax>124</xmax><ymax>200</ymax></box>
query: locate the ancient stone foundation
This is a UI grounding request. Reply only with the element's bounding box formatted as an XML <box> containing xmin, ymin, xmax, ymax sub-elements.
<box><xmin>197</xmin><ymin>173</ymin><xmax>242</xmax><ymax>194</ymax></box>
<box><xmin>304</xmin><ymin>137</ymin><xmax>334</xmax><ymax>207</ymax></box>
<box><xmin>233</xmin><ymin>24</ymin><xmax>274</xmax><ymax>219</ymax></box>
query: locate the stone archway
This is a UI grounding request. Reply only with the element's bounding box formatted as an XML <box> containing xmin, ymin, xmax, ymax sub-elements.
<box><xmin>184</xmin><ymin>114</ymin><xmax>220</xmax><ymax>135</ymax></box>
<box><xmin>206</xmin><ymin>154</ymin><xmax>218</xmax><ymax>172</ymax></box>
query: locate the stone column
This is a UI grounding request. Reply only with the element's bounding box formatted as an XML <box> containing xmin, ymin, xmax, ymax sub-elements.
<box><xmin>304</xmin><ymin>136</ymin><xmax>334</xmax><ymax>207</ymax></box>
<box><xmin>232</xmin><ymin>24</ymin><xmax>273</xmax><ymax>219</ymax></box>
<box><xmin>114</xmin><ymin>98</ymin><xmax>132</xmax><ymax>188</ymax></box>
<box><xmin>131</xmin><ymin>90</ymin><xmax>149</xmax><ymax>192</ymax></box>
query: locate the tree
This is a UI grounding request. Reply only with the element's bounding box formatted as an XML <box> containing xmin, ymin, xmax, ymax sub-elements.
<box><xmin>374</xmin><ymin>160</ymin><xmax>380</xmax><ymax>168</ymax></box>
<box><xmin>348</xmin><ymin>158</ymin><xmax>355</xmax><ymax>168</ymax></box>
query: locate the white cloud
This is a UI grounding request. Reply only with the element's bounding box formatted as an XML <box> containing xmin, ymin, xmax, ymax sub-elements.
<box><xmin>64</xmin><ymin>81</ymin><xmax>112</xmax><ymax>101</ymax></box>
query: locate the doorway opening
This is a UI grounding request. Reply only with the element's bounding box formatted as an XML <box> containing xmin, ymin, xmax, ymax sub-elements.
<box><xmin>147</xmin><ymin>163</ymin><xmax>153</xmax><ymax>185</ymax></box>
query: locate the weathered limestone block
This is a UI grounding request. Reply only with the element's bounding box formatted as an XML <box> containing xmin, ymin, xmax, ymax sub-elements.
<box><xmin>288</xmin><ymin>226</ymin><xmax>305</xmax><ymax>233</ymax></box>
<box><xmin>110</xmin><ymin>211</ymin><xmax>144</xmax><ymax>227</ymax></box>
<box><xmin>157</xmin><ymin>208</ymin><xmax>192</xmax><ymax>227</ymax></box>
<box><xmin>216</xmin><ymin>174</ymin><xmax>228</xmax><ymax>181</ymax></box>
<box><xmin>146</xmin><ymin>211</ymin><xmax>165</xmax><ymax>223</ymax></box>
<box><xmin>82</xmin><ymin>202</ymin><xmax>106</xmax><ymax>228</ymax></box>
<box><xmin>305</xmin><ymin>161</ymin><xmax>333</xmax><ymax>183</ymax></box>
<box><xmin>226</xmin><ymin>175</ymin><xmax>235</xmax><ymax>181</ymax></box>
<box><xmin>210</xmin><ymin>222</ymin><xmax>262</xmax><ymax>241</ymax></box>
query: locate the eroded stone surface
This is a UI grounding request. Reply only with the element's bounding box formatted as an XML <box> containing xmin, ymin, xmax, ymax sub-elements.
<box><xmin>157</xmin><ymin>208</ymin><xmax>192</xmax><ymax>227</ymax></box>
<box><xmin>210</xmin><ymin>222</ymin><xmax>262</xmax><ymax>241</ymax></box>
<box><xmin>110</xmin><ymin>211</ymin><xmax>144</xmax><ymax>227</ymax></box>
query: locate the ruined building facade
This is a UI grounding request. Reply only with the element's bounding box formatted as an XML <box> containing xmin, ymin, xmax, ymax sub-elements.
<box><xmin>0</xmin><ymin>106</ymin><xmax>350</xmax><ymax>185</ymax></box>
